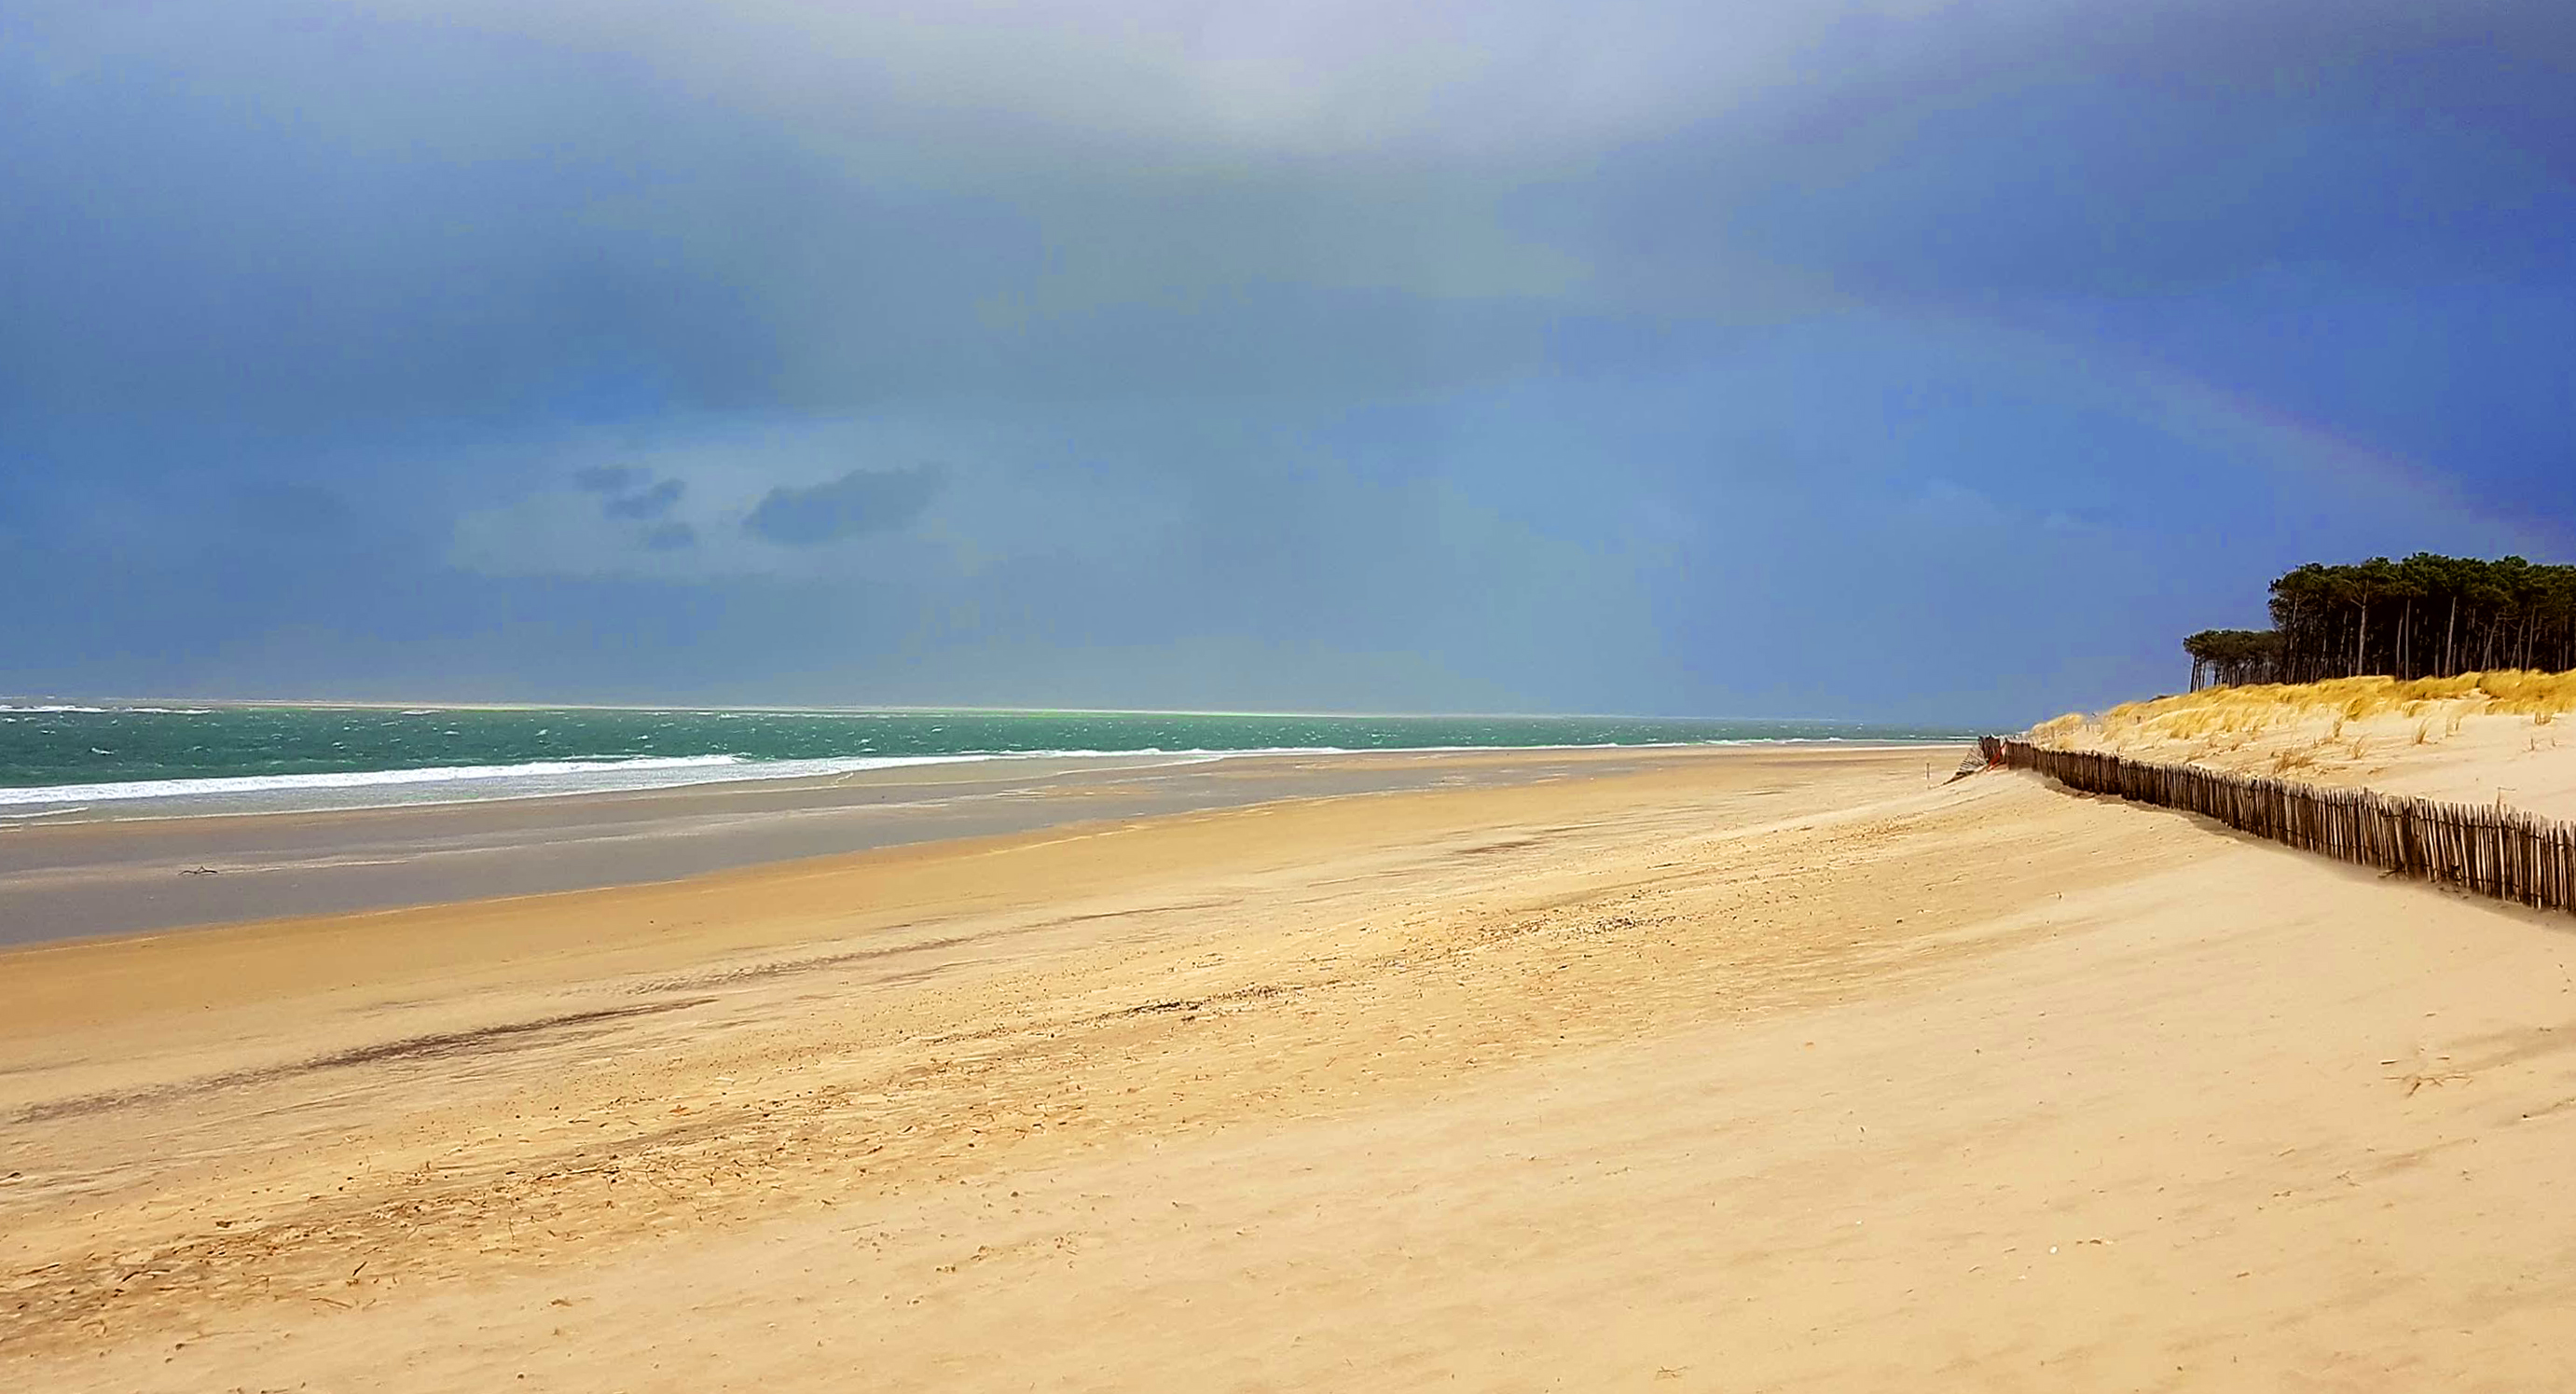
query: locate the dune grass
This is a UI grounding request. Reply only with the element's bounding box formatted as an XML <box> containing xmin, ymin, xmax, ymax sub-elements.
<box><xmin>2033</xmin><ymin>669</ymin><xmax>2576</xmax><ymax>754</ymax></box>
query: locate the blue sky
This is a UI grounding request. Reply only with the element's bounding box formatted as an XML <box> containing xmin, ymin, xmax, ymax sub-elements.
<box><xmin>5</xmin><ymin>1</ymin><xmax>2570</xmax><ymax>723</ymax></box>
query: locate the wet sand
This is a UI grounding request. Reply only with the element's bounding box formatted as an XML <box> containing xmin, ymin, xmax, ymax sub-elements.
<box><xmin>9</xmin><ymin>742</ymin><xmax>2576</xmax><ymax>1389</ymax></box>
<box><xmin>0</xmin><ymin>745</ymin><xmax>1784</xmax><ymax>945</ymax></box>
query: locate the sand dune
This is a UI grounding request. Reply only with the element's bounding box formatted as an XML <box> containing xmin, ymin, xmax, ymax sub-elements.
<box><xmin>2035</xmin><ymin>673</ymin><xmax>2576</xmax><ymax>820</ymax></box>
<box><xmin>8</xmin><ymin>745</ymin><xmax>2576</xmax><ymax>1389</ymax></box>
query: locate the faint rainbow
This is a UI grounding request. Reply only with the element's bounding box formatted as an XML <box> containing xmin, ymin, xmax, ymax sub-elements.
<box><xmin>1890</xmin><ymin>306</ymin><xmax>2560</xmax><ymax>557</ymax></box>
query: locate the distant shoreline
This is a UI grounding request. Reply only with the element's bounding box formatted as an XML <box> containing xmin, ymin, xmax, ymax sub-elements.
<box><xmin>4</xmin><ymin>695</ymin><xmax>1922</xmax><ymax>723</ymax></box>
<box><xmin>0</xmin><ymin>742</ymin><xmax>1961</xmax><ymax>947</ymax></box>
<box><xmin>1</xmin><ymin>706</ymin><xmax>1981</xmax><ymax>824</ymax></box>
<box><xmin>0</xmin><ymin>738</ymin><xmax>1964</xmax><ymax>823</ymax></box>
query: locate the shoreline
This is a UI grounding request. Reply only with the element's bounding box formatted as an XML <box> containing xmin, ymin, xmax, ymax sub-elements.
<box><xmin>0</xmin><ymin>737</ymin><xmax>1966</xmax><ymax>822</ymax></box>
<box><xmin>0</xmin><ymin>743</ymin><xmax>1963</xmax><ymax>948</ymax></box>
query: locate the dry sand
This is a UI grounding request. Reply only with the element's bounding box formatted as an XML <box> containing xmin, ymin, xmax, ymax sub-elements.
<box><xmin>8</xmin><ymin>743</ymin><xmax>2576</xmax><ymax>1389</ymax></box>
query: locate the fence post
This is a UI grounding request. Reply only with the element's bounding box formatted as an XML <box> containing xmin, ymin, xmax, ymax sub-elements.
<box><xmin>1987</xmin><ymin>737</ymin><xmax>2572</xmax><ymax>918</ymax></box>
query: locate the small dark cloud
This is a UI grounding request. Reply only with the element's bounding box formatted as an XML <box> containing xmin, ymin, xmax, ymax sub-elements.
<box><xmin>744</xmin><ymin>465</ymin><xmax>946</xmax><ymax>546</ymax></box>
<box><xmin>602</xmin><ymin>477</ymin><xmax>684</xmax><ymax>519</ymax></box>
<box><xmin>231</xmin><ymin>481</ymin><xmax>352</xmax><ymax>535</ymax></box>
<box><xmin>642</xmin><ymin>520</ymin><xmax>696</xmax><ymax>551</ymax></box>
<box><xmin>573</xmin><ymin>464</ymin><xmax>647</xmax><ymax>493</ymax></box>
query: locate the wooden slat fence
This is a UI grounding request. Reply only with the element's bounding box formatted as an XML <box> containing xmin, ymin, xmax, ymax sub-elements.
<box><xmin>1978</xmin><ymin>737</ymin><xmax>2576</xmax><ymax>915</ymax></box>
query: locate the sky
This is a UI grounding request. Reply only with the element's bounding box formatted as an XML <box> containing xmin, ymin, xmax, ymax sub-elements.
<box><xmin>4</xmin><ymin>1</ymin><xmax>2571</xmax><ymax>724</ymax></box>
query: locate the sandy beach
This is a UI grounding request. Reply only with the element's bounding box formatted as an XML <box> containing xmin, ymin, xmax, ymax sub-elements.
<box><xmin>9</xmin><ymin>741</ymin><xmax>2576</xmax><ymax>1389</ymax></box>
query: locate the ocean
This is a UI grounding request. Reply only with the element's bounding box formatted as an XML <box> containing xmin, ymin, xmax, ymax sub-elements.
<box><xmin>0</xmin><ymin>704</ymin><xmax>1977</xmax><ymax>819</ymax></box>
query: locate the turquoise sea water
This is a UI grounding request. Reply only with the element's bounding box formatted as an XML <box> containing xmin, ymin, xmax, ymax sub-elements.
<box><xmin>0</xmin><ymin>704</ymin><xmax>1977</xmax><ymax>816</ymax></box>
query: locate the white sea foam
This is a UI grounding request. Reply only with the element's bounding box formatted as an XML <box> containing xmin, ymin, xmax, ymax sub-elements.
<box><xmin>0</xmin><ymin>736</ymin><xmax>1961</xmax><ymax>820</ymax></box>
<box><xmin>0</xmin><ymin>754</ymin><xmax>749</xmax><ymax>808</ymax></box>
<box><xmin>0</xmin><ymin>704</ymin><xmax>215</xmax><ymax>714</ymax></box>
<box><xmin>0</xmin><ymin>748</ymin><xmax>1214</xmax><ymax>815</ymax></box>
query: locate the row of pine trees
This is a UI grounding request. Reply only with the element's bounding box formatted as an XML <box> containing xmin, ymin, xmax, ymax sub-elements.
<box><xmin>2183</xmin><ymin>556</ymin><xmax>2576</xmax><ymax>690</ymax></box>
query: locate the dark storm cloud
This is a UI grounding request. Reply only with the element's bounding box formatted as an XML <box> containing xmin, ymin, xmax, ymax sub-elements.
<box><xmin>8</xmin><ymin>2</ymin><xmax>2560</xmax><ymax>446</ymax></box>
<box><xmin>743</xmin><ymin>467</ymin><xmax>947</xmax><ymax>547</ymax></box>
<box><xmin>601</xmin><ymin>478</ymin><xmax>683</xmax><ymax>520</ymax></box>
<box><xmin>2</xmin><ymin>1</ymin><xmax>2570</xmax><ymax>716</ymax></box>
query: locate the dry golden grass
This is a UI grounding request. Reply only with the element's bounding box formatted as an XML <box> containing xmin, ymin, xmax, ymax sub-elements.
<box><xmin>2029</xmin><ymin>711</ymin><xmax>2087</xmax><ymax>745</ymax></box>
<box><xmin>2034</xmin><ymin>670</ymin><xmax>2576</xmax><ymax>750</ymax></box>
<box><xmin>2034</xmin><ymin>670</ymin><xmax>2576</xmax><ymax>821</ymax></box>
<box><xmin>2269</xmin><ymin>746</ymin><xmax>2321</xmax><ymax>775</ymax></box>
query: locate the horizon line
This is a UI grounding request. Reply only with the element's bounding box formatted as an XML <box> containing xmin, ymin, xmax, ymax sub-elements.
<box><xmin>3</xmin><ymin>695</ymin><xmax>1977</xmax><ymax>726</ymax></box>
